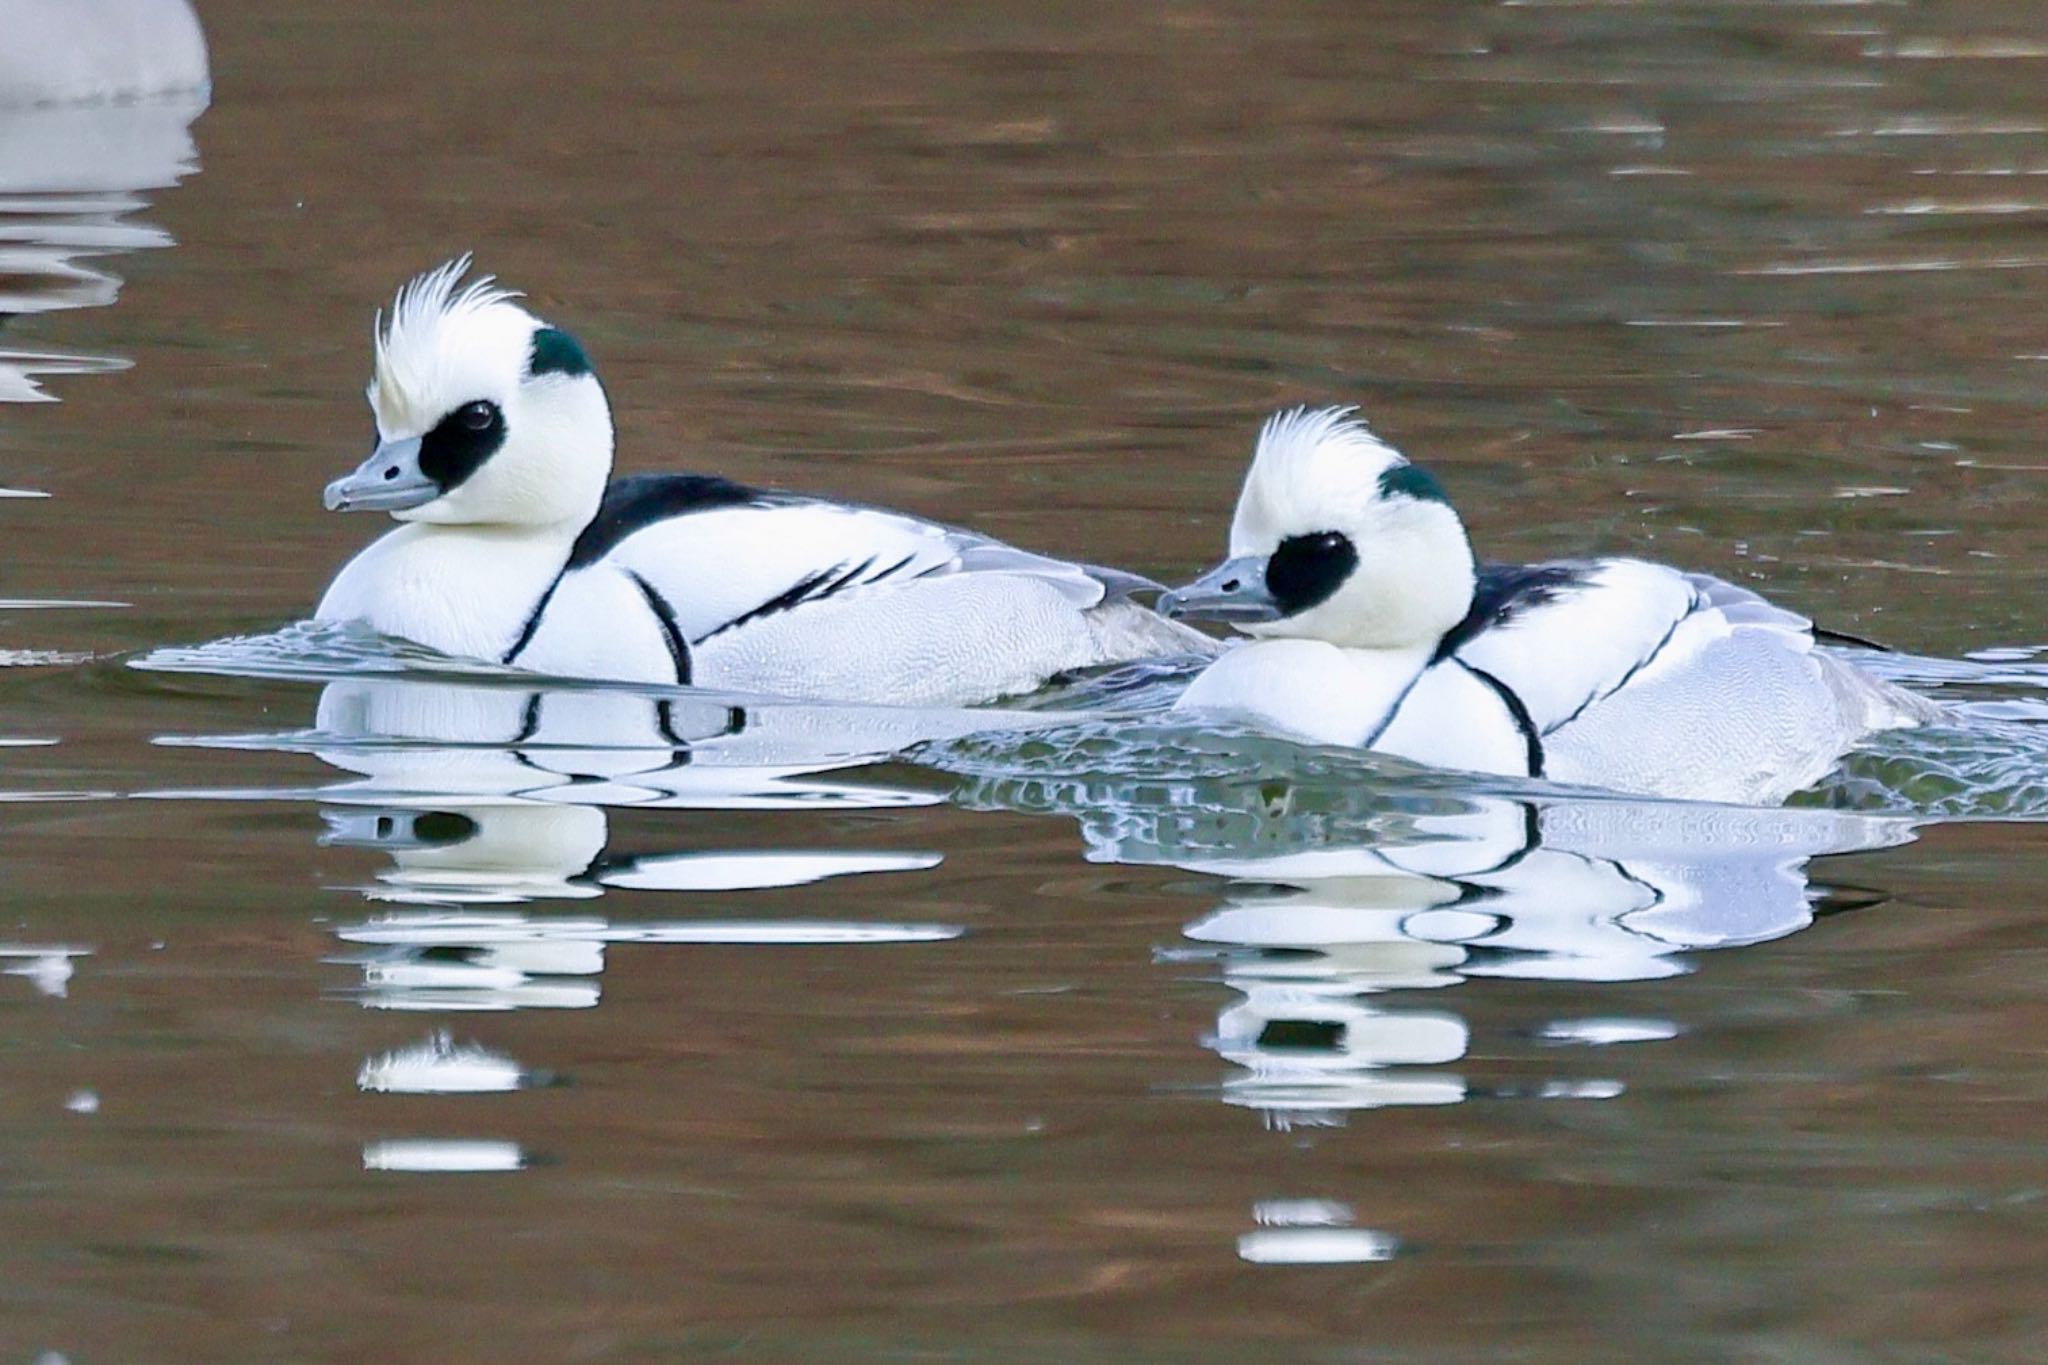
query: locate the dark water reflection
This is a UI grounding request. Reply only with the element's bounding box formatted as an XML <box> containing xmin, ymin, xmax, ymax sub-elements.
<box><xmin>7</xmin><ymin>0</ymin><xmax>2048</xmax><ymax>1360</ymax></box>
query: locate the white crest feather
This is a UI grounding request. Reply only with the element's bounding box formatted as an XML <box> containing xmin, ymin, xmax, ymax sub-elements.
<box><xmin>1251</xmin><ymin>405</ymin><xmax>1401</xmax><ymax>479</ymax></box>
<box><xmin>369</xmin><ymin>255</ymin><xmax>527</xmax><ymax>430</ymax></box>
<box><xmin>1232</xmin><ymin>404</ymin><xmax>1411</xmax><ymax>554</ymax></box>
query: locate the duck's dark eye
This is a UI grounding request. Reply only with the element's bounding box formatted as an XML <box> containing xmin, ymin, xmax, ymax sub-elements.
<box><xmin>1266</xmin><ymin>530</ymin><xmax>1358</xmax><ymax>616</ymax></box>
<box><xmin>417</xmin><ymin>399</ymin><xmax>508</xmax><ymax>492</ymax></box>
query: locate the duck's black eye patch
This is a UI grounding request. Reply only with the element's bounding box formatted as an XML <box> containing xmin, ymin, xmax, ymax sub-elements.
<box><xmin>1378</xmin><ymin>461</ymin><xmax>1449</xmax><ymax>505</ymax></box>
<box><xmin>527</xmin><ymin>326</ymin><xmax>591</xmax><ymax>378</ymax></box>
<box><xmin>418</xmin><ymin>398</ymin><xmax>506</xmax><ymax>492</ymax></box>
<box><xmin>410</xmin><ymin>810</ymin><xmax>480</xmax><ymax>845</ymax></box>
<box><xmin>1267</xmin><ymin>530</ymin><xmax>1358</xmax><ymax>616</ymax></box>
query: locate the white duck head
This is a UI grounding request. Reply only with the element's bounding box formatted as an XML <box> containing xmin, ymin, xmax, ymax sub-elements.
<box><xmin>1161</xmin><ymin>406</ymin><xmax>1477</xmax><ymax>650</ymax></box>
<box><xmin>323</xmin><ymin>257</ymin><xmax>614</xmax><ymax>531</ymax></box>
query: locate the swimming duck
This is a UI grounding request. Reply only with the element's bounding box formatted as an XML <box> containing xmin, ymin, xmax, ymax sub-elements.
<box><xmin>1158</xmin><ymin>406</ymin><xmax>1936</xmax><ymax>804</ymax></box>
<box><xmin>316</xmin><ymin>259</ymin><xmax>1208</xmax><ymax>705</ymax></box>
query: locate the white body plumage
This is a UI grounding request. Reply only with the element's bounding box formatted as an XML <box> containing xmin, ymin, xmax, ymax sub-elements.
<box><xmin>1163</xmin><ymin>407</ymin><xmax>1936</xmax><ymax>805</ymax></box>
<box><xmin>314</xmin><ymin>260</ymin><xmax>1207</xmax><ymax>705</ymax></box>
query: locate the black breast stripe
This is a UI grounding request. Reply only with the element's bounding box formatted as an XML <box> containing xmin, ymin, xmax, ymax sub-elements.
<box><xmin>1360</xmin><ymin>667</ymin><xmax>1430</xmax><ymax>748</ymax></box>
<box><xmin>628</xmin><ymin>570</ymin><xmax>692</xmax><ymax>684</ymax></box>
<box><xmin>1456</xmin><ymin>660</ymin><xmax>1544</xmax><ymax>777</ymax></box>
<box><xmin>506</xmin><ymin>475</ymin><xmax>770</xmax><ymax>665</ymax></box>
<box><xmin>502</xmin><ymin>570</ymin><xmax>568</xmax><ymax>666</ymax></box>
<box><xmin>508</xmin><ymin>474</ymin><xmax>772</xmax><ymax>664</ymax></box>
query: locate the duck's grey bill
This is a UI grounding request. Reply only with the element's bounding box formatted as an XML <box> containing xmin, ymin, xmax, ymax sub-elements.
<box><xmin>323</xmin><ymin>436</ymin><xmax>437</xmax><ymax>512</ymax></box>
<box><xmin>1157</xmin><ymin>555</ymin><xmax>1281</xmax><ymax>623</ymax></box>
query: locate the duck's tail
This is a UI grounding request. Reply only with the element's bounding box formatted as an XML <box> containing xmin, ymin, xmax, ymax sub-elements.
<box><xmin>1083</xmin><ymin>598</ymin><xmax>1224</xmax><ymax>663</ymax></box>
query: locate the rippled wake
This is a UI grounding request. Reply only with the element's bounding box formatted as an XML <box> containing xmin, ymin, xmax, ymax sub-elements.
<box><xmin>127</xmin><ymin>620</ymin><xmax>2048</xmax><ymax>823</ymax></box>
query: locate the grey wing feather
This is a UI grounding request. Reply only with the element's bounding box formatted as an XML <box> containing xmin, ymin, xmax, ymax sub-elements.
<box><xmin>947</xmin><ymin>533</ymin><xmax>1130</xmax><ymax>609</ymax></box>
<box><xmin>1682</xmin><ymin>572</ymin><xmax>1813</xmax><ymax>637</ymax></box>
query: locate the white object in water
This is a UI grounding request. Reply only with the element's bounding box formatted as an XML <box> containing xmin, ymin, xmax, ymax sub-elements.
<box><xmin>314</xmin><ymin>259</ymin><xmax>1209</xmax><ymax>704</ymax></box>
<box><xmin>362</xmin><ymin>1138</ymin><xmax>526</xmax><ymax>1174</ymax></box>
<box><xmin>0</xmin><ymin>0</ymin><xmax>209</xmax><ymax>107</ymax></box>
<box><xmin>1161</xmin><ymin>405</ymin><xmax>1937</xmax><ymax>804</ymax></box>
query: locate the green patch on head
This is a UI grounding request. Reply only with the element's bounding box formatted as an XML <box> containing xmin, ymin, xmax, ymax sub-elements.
<box><xmin>527</xmin><ymin>326</ymin><xmax>591</xmax><ymax>379</ymax></box>
<box><xmin>1377</xmin><ymin>461</ymin><xmax>1449</xmax><ymax>506</ymax></box>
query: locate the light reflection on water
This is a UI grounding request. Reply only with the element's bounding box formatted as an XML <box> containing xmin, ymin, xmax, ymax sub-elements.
<box><xmin>133</xmin><ymin>643</ymin><xmax>2048</xmax><ymax>1138</ymax></box>
<box><xmin>0</xmin><ymin>88</ymin><xmax>207</xmax><ymax>401</ymax></box>
<box><xmin>0</xmin><ymin>943</ymin><xmax>88</xmax><ymax>998</ymax></box>
<box><xmin>1179</xmin><ymin>799</ymin><xmax>1900</xmax><ymax>1121</ymax></box>
<box><xmin>96</xmin><ymin>646</ymin><xmax>2048</xmax><ymax>1291</ymax></box>
<box><xmin>202</xmin><ymin>672</ymin><xmax>972</xmax><ymax>1117</ymax></box>
<box><xmin>335</xmin><ymin>910</ymin><xmax>962</xmax><ymax>1014</ymax></box>
<box><xmin>0</xmin><ymin>7</ymin><xmax>204</xmax><ymax>682</ymax></box>
<box><xmin>358</xmin><ymin>1033</ymin><xmax>533</xmax><ymax>1094</ymax></box>
<box><xmin>939</xmin><ymin>713</ymin><xmax>1922</xmax><ymax>1127</ymax></box>
<box><xmin>16</xmin><ymin>515</ymin><xmax>2048</xmax><ymax>1343</ymax></box>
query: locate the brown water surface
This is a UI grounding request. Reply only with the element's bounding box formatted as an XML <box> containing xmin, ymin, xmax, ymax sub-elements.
<box><xmin>4</xmin><ymin>1</ymin><xmax>2048</xmax><ymax>1360</ymax></box>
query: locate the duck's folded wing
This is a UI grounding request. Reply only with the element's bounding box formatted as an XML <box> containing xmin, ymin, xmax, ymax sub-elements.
<box><xmin>1451</xmin><ymin>558</ymin><xmax>1808</xmax><ymax>735</ymax></box>
<box><xmin>579</xmin><ymin>477</ymin><xmax>1122</xmax><ymax>643</ymax></box>
<box><xmin>1680</xmin><ymin>569</ymin><xmax>1814</xmax><ymax>636</ymax></box>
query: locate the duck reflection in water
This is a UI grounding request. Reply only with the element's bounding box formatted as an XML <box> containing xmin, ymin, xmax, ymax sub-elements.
<box><xmin>291</xmin><ymin>676</ymin><xmax>964</xmax><ymax>1012</ymax></box>
<box><xmin>939</xmin><ymin>725</ymin><xmax>1915</xmax><ymax>1126</ymax></box>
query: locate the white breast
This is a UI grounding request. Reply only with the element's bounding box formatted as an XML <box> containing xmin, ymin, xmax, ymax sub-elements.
<box><xmin>512</xmin><ymin>567</ymin><xmax>687</xmax><ymax>685</ymax></box>
<box><xmin>315</xmin><ymin>523</ymin><xmax>578</xmax><ymax>665</ymax></box>
<box><xmin>1174</xmin><ymin>640</ymin><xmax>1432</xmax><ymax>748</ymax></box>
<box><xmin>1374</xmin><ymin>662</ymin><xmax>1533</xmax><ymax>779</ymax></box>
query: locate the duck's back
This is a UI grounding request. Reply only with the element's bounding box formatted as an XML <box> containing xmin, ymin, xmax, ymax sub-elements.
<box><xmin>522</xmin><ymin>473</ymin><xmax>1209</xmax><ymax>703</ymax></box>
<box><xmin>1444</xmin><ymin>558</ymin><xmax>1929</xmax><ymax>803</ymax></box>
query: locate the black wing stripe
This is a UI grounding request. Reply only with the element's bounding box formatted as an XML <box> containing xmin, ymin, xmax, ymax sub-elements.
<box><xmin>819</xmin><ymin>555</ymin><xmax>880</xmax><ymax>598</ymax></box>
<box><xmin>1813</xmin><ymin>624</ymin><xmax>1894</xmax><ymax>652</ymax></box>
<box><xmin>628</xmin><ymin>570</ymin><xmax>692</xmax><ymax>685</ymax></box>
<box><xmin>873</xmin><ymin>551</ymin><xmax>922</xmax><ymax>581</ymax></box>
<box><xmin>695</xmin><ymin>548</ymin><xmax>923</xmax><ymax>645</ymax></box>
<box><xmin>696</xmin><ymin>565</ymin><xmax>842</xmax><ymax>644</ymax></box>
<box><xmin>1541</xmin><ymin>588</ymin><xmax>1702</xmax><ymax>736</ymax></box>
